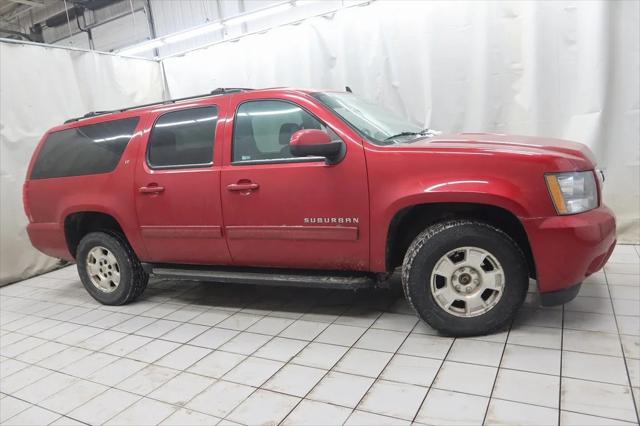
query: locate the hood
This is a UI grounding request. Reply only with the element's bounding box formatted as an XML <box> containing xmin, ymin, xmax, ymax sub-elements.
<box><xmin>403</xmin><ymin>132</ymin><xmax>596</xmax><ymax>168</ymax></box>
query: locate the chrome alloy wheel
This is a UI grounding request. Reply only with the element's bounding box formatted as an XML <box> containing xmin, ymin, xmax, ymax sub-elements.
<box><xmin>430</xmin><ymin>246</ymin><xmax>505</xmax><ymax>317</ymax></box>
<box><xmin>86</xmin><ymin>246</ymin><xmax>120</xmax><ymax>293</ymax></box>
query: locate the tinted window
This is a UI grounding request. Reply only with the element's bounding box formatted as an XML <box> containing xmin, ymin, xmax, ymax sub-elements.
<box><xmin>147</xmin><ymin>106</ymin><xmax>218</xmax><ymax>168</ymax></box>
<box><xmin>31</xmin><ymin>117</ymin><xmax>139</xmax><ymax>179</ymax></box>
<box><xmin>233</xmin><ymin>100</ymin><xmax>334</xmax><ymax>162</ymax></box>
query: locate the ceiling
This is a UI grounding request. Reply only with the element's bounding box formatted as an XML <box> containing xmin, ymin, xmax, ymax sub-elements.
<box><xmin>0</xmin><ymin>0</ymin><xmax>48</xmax><ymax>29</ymax></box>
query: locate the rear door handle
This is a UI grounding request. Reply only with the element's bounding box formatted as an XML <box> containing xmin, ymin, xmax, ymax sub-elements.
<box><xmin>139</xmin><ymin>185</ymin><xmax>165</xmax><ymax>194</ymax></box>
<box><xmin>227</xmin><ymin>182</ymin><xmax>259</xmax><ymax>192</ymax></box>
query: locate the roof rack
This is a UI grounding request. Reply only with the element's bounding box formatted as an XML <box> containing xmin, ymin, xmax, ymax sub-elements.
<box><xmin>64</xmin><ymin>88</ymin><xmax>252</xmax><ymax>124</ymax></box>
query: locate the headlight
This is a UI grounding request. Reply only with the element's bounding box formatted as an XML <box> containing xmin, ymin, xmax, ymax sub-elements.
<box><xmin>545</xmin><ymin>171</ymin><xmax>598</xmax><ymax>215</ymax></box>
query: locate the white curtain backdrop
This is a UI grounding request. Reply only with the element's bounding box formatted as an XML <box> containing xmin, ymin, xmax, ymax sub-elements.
<box><xmin>0</xmin><ymin>41</ymin><xmax>165</xmax><ymax>285</ymax></box>
<box><xmin>163</xmin><ymin>0</ymin><xmax>640</xmax><ymax>243</ymax></box>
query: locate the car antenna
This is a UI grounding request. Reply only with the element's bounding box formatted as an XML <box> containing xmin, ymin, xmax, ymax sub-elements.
<box><xmin>345</xmin><ymin>86</ymin><xmax>353</xmax><ymax>93</ymax></box>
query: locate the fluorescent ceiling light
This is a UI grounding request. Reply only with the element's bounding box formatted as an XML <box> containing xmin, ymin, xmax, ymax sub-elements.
<box><xmin>120</xmin><ymin>39</ymin><xmax>165</xmax><ymax>55</ymax></box>
<box><xmin>164</xmin><ymin>22</ymin><xmax>224</xmax><ymax>44</ymax></box>
<box><xmin>224</xmin><ymin>2</ymin><xmax>293</xmax><ymax>26</ymax></box>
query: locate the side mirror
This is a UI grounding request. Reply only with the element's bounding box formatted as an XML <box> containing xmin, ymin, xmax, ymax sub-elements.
<box><xmin>290</xmin><ymin>129</ymin><xmax>345</xmax><ymax>164</ymax></box>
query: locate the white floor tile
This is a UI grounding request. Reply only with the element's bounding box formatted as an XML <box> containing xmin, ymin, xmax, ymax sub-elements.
<box><xmin>315</xmin><ymin>324</ymin><xmax>368</xmax><ymax>347</ymax></box>
<box><xmin>188</xmin><ymin>326</ymin><xmax>239</xmax><ymax>349</ymax></box>
<box><xmin>154</xmin><ymin>344</ymin><xmax>211</xmax><ymax>370</ymax></box>
<box><xmin>148</xmin><ymin>371</ymin><xmax>215</xmax><ymax>406</ymax></box>
<box><xmin>68</xmin><ymin>387</ymin><xmax>140</xmax><ymax>425</ymax></box>
<box><xmin>398</xmin><ymin>334</ymin><xmax>453</xmax><ymax>359</ymax></box>
<box><xmin>433</xmin><ymin>361</ymin><xmax>497</xmax><ymax>397</ymax></box>
<box><xmin>40</xmin><ymin>379</ymin><xmax>108</xmax><ymax>414</ymax></box>
<box><xmin>187</xmin><ymin>350</ymin><xmax>246</xmax><ymax>378</ymax></box>
<box><xmin>2</xmin><ymin>405</ymin><xmax>61</xmax><ymax>426</ymax></box>
<box><xmin>227</xmin><ymin>389</ymin><xmax>300</xmax><ymax>425</ymax></box>
<box><xmin>0</xmin><ymin>365</ymin><xmax>52</xmax><ymax>394</ymax></box>
<box><xmin>247</xmin><ymin>316</ymin><xmax>294</xmax><ymax>335</ymax></box>
<box><xmin>380</xmin><ymin>353</ymin><xmax>441</xmax><ymax>387</ymax></box>
<box><xmin>253</xmin><ymin>336</ymin><xmax>307</xmax><ymax>362</ymax></box>
<box><xmin>263</xmin><ymin>364</ymin><xmax>326</xmax><ymax>397</ymax></box>
<box><xmin>105</xmin><ymin>397</ymin><xmax>176</xmax><ymax>425</ymax></box>
<box><xmin>560</xmin><ymin>410</ymin><xmax>637</xmax><ymax>425</ymax></box>
<box><xmin>279</xmin><ymin>320</ymin><xmax>328</xmax><ymax>341</ymax></box>
<box><xmin>223</xmin><ymin>356</ymin><xmax>284</xmax><ymax>387</ymax></box>
<box><xmin>0</xmin><ymin>396</ymin><xmax>30</xmax><ymax>422</ymax></box>
<box><xmin>355</xmin><ymin>328</ymin><xmax>409</xmax><ymax>353</ymax></box>
<box><xmin>372</xmin><ymin>312</ymin><xmax>418</xmax><ymax>332</ymax></box>
<box><xmin>357</xmin><ymin>379</ymin><xmax>427</xmax><ymax>420</ymax></box>
<box><xmin>292</xmin><ymin>342</ymin><xmax>349</xmax><ymax>370</ymax></box>
<box><xmin>186</xmin><ymin>380</ymin><xmax>254</xmax><ymax>418</ymax></box>
<box><xmin>334</xmin><ymin>348</ymin><xmax>393</xmax><ymax>378</ymax></box>
<box><xmin>160</xmin><ymin>408</ymin><xmax>221</xmax><ymax>425</ymax></box>
<box><xmin>485</xmin><ymin>399</ymin><xmax>558</xmax><ymax>426</ymax></box>
<box><xmin>218</xmin><ymin>331</ymin><xmax>272</xmax><ymax>354</ymax></box>
<box><xmin>344</xmin><ymin>409</ymin><xmax>410</xmax><ymax>425</ymax></box>
<box><xmin>116</xmin><ymin>365</ymin><xmax>179</xmax><ymax>396</ymax></box>
<box><xmin>126</xmin><ymin>339</ymin><xmax>181</xmax><ymax>363</ymax></box>
<box><xmin>415</xmin><ymin>388</ymin><xmax>488</xmax><ymax>426</ymax></box>
<box><xmin>282</xmin><ymin>399</ymin><xmax>351</xmax><ymax>425</ymax></box>
<box><xmin>446</xmin><ymin>339</ymin><xmax>504</xmax><ymax>367</ymax></box>
<box><xmin>500</xmin><ymin>344</ymin><xmax>561</xmax><ymax>375</ymax></box>
<box><xmin>13</xmin><ymin>372</ymin><xmax>78</xmax><ymax>404</ymax></box>
<box><xmin>563</xmin><ymin>311</ymin><xmax>619</xmax><ymax>334</ymax></box>
<box><xmin>161</xmin><ymin>323</ymin><xmax>210</xmax><ymax>343</ymax></box>
<box><xmin>561</xmin><ymin>377</ymin><xmax>637</xmax><ymax>423</ymax></box>
<box><xmin>87</xmin><ymin>357</ymin><xmax>147</xmax><ymax>386</ymax></box>
<box><xmin>308</xmin><ymin>371</ymin><xmax>374</xmax><ymax>408</ymax></box>
<box><xmin>562</xmin><ymin>329</ymin><xmax>624</xmax><ymax>357</ymax></box>
<box><xmin>562</xmin><ymin>351</ymin><xmax>630</xmax><ymax>385</ymax></box>
<box><xmin>507</xmin><ymin>325</ymin><xmax>562</xmax><ymax>349</ymax></box>
<box><xmin>492</xmin><ymin>369</ymin><xmax>559</xmax><ymax>408</ymax></box>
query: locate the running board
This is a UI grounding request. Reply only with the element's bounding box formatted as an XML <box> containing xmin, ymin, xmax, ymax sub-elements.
<box><xmin>143</xmin><ymin>264</ymin><xmax>376</xmax><ymax>290</ymax></box>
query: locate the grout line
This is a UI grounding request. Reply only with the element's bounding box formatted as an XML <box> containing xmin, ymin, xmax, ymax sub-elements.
<box><xmin>603</xmin><ymin>269</ymin><xmax>640</xmax><ymax>425</ymax></box>
<box><xmin>480</xmin><ymin>322</ymin><xmax>512</xmax><ymax>425</ymax></box>
<box><xmin>558</xmin><ymin>303</ymin><xmax>565</xmax><ymax>426</ymax></box>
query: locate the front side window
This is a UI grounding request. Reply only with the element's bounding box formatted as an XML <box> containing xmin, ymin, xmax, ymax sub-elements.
<box><xmin>232</xmin><ymin>100</ymin><xmax>335</xmax><ymax>163</ymax></box>
<box><xmin>31</xmin><ymin>117</ymin><xmax>139</xmax><ymax>179</ymax></box>
<box><xmin>147</xmin><ymin>106</ymin><xmax>218</xmax><ymax>168</ymax></box>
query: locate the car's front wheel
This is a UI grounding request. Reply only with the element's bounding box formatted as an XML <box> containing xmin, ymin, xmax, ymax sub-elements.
<box><xmin>76</xmin><ymin>231</ymin><xmax>148</xmax><ymax>305</ymax></box>
<box><xmin>402</xmin><ymin>220</ymin><xmax>528</xmax><ymax>336</ymax></box>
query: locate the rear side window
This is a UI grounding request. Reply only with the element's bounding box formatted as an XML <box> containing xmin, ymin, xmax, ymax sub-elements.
<box><xmin>147</xmin><ymin>106</ymin><xmax>218</xmax><ymax>168</ymax></box>
<box><xmin>31</xmin><ymin>117</ymin><xmax>139</xmax><ymax>179</ymax></box>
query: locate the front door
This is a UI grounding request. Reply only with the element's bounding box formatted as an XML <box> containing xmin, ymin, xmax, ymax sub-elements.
<box><xmin>134</xmin><ymin>103</ymin><xmax>231</xmax><ymax>265</ymax></box>
<box><xmin>220</xmin><ymin>93</ymin><xmax>370</xmax><ymax>270</ymax></box>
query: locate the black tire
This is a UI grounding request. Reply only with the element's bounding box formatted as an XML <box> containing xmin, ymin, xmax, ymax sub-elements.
<box><xmin>402</xmin><ymin>220</ymin><xmax>528</xmax><ymax>336</ymax></box>
<box><xmin>76</xmin><ymin>231</ymin><xmax>149</xmax><ymax>305</ymax></box>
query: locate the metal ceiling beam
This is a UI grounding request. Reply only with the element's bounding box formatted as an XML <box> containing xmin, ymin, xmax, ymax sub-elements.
<box><xmin>6</xmin><ymin>0</ymin><xmax>45</xmax><ymax>7</ymax></box>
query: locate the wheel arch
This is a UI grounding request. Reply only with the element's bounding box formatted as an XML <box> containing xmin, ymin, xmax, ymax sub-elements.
<box><xmin>64</xmin><ymin>211</ymin><xmax>128</xmax><ymax>259</ymax></box>
<box><xmin>385</xmin><ymin>201</ymin><xmax>535</xmax><ymax>278</ymax></box>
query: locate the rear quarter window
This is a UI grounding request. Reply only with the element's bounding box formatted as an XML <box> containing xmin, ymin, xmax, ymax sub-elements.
<box><xmin>31</xmin><ymin>117</ymin><xmax>139</xmax><ymax>179</ymax></box>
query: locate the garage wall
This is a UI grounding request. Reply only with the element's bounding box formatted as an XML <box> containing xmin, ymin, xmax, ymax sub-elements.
<box><xmin>162</xmin><ymin>0</ymin><xmax>640</xmax><ymax>243</ymax></box>
<box><xmin>0</xmin><ymin>41</ymin><xmax>165</xmax><ymax>285</ymax></box>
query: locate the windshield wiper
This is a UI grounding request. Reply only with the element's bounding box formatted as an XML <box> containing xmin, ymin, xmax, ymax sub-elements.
<box><xmin>384</xmin><ymin>131</ymin><xmax>420</xmax><ymax>141</ymax></box>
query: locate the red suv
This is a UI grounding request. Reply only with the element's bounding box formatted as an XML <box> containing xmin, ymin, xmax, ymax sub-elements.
<box><xmin>24</xmin><ymin>88</ymin><xmax>616</xmax><ymax>336</ymax></box>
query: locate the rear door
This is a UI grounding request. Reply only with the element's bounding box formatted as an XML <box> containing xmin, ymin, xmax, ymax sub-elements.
<box><xmin>134</xmin><ymin>101</ymin><xmax>232</xmax><ymax>264</ymax></box>
<box><xmin>219</xmin><ymin>91</ymin><xmax>370</xmax><ymax>270</ymax></box>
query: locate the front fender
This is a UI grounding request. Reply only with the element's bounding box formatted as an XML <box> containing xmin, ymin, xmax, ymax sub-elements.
<box><xmin>370</xmin><ymin>178</ymin><xmax>530</xmax><ymax>272</ymax></box>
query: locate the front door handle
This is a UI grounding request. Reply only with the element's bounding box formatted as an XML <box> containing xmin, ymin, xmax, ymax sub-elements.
<box><xmin>227</xmin><ymin>182</ymin><xmax>259</xmax><ymax>192</ymax></box>
<box><xmin>139</xmin><ymin>185</ymin><xmax>165</xmax><ymax>194</ymax></box>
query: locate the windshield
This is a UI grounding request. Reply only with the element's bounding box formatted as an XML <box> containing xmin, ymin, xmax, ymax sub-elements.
<box><xmin>312</xmin><ymin>92</ymin><xmax>431</xmax><ymax>145</ymax></box>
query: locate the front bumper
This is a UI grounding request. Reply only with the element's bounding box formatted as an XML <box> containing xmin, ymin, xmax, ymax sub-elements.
<box><xmin>522</xmin><ymin>205</ymin><xmax>616</xmax><ymax>298</ymax></box>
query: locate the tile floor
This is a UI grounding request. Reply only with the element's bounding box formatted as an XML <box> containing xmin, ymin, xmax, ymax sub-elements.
<box><xmin>1</xmin><ymin>245</ymin><xmax>639</xmax><ymax>426</ymax></box>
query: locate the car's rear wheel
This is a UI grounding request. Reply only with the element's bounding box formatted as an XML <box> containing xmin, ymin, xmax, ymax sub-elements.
<box><xmin>402</xmin><ymin>220</ymin><xmax>528</xmax><ymax>336</ymax></box>
<box><xmin>76</xmin><ymin>231</ymin><xmax>148</xmax><ymax>305</ymax></box>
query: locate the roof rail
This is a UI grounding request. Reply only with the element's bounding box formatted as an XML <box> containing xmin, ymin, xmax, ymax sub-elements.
<box><xmin>64</xmin><ymin>88</ymin><xmax>253</xmax><ymax>124</ymax></box>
